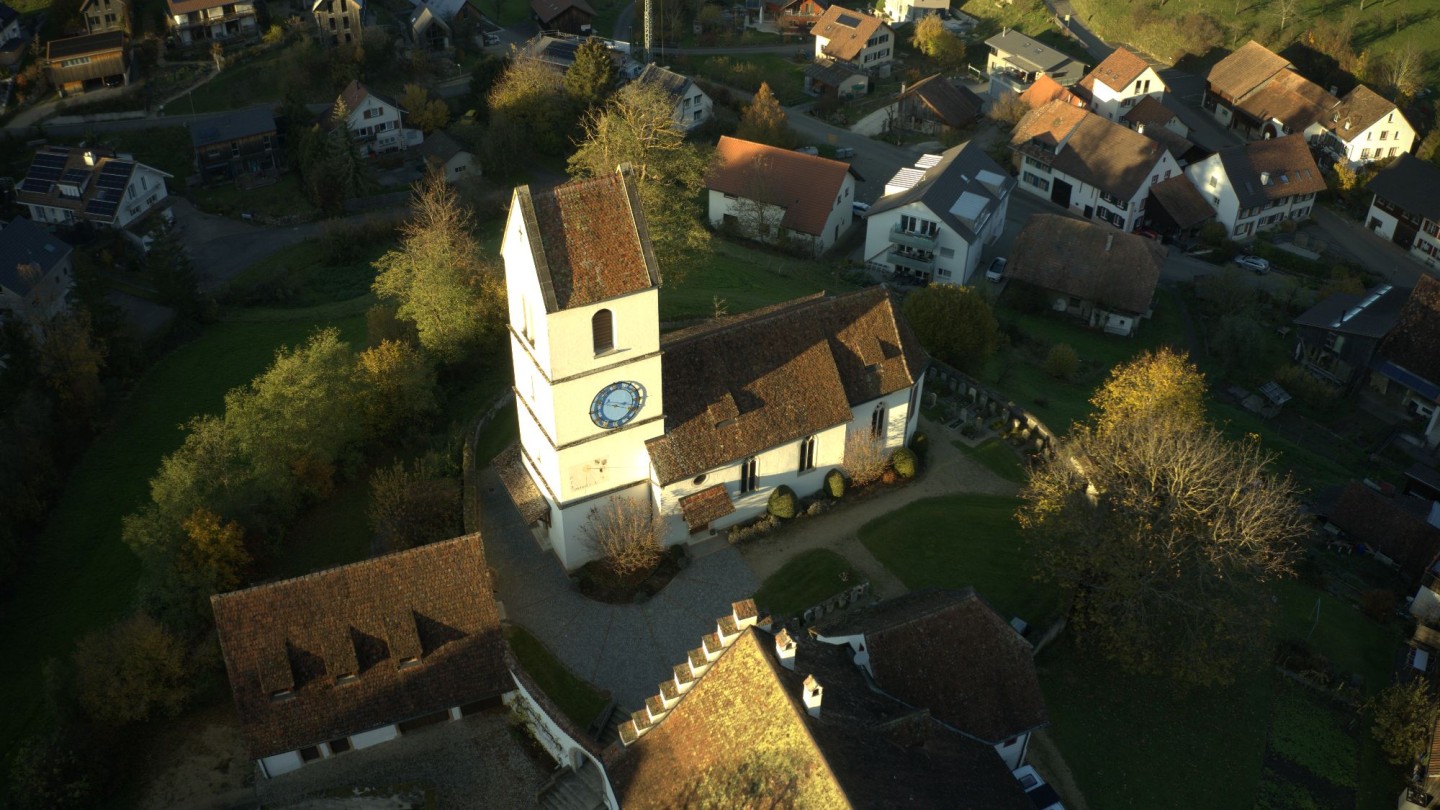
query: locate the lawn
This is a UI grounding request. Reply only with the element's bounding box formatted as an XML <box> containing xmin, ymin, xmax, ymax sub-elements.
<box><xmin>99</xmin><ymin>127</ymin><xmax>196</xmax><ymax>184</ymax></box>
<box><xmin>952</xmin><ymin>439</ymin><xmax>1027</xmax><ymax>484</ymax></box>
<box><xmin>190</xmin><ymin>175</ymin><xmax>323</xmax><ymax>221</ymax></box>
<box><xmin>226</xmin><ymin>233</ymin><xmax>397</xmax><ymax>307</ymax></box>
<box><xmin>504</xmin><ymin>625</ymin><xmax>610</xmax><ymax>728</ymax></box>
<box><xmin>277</xmin><ymin>472</ymin><xmax>375</xmax><ymax>578</ymax></box>
<box><xmin>473</xmin><ymin>400</ymin><xmax>519</xmax><ymax>465</ymax></box>
<box><xmin>859</xmin><ymin>494</ymin><xmax>1061</xmax><ymax>628</ymax></box>
<box><xmin>751</xmin><ymin>549</ymin><xmax>860</xmax><ymax>619</ymax></box>
<box><xmin>0</xmin><ymin>306</ymin><xmax>367</xmax><ymax>765</ymax></box>
<box><xmin>676</xmin><ymin>54</ymin><xmax>809</xmax><ymax>105</ymax></box>
<box><xmin>165</xmin><ymin>47</ymin><xmax>327</xmax><ymax>114</ymax></box>
<box><xmin>660</xmin><ymin>239</ymin><xmax>861</xmax><ymax>320</ymax></box>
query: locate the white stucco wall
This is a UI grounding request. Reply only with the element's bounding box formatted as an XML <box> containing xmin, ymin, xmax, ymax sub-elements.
<box><xmin>1017</xmin><ymin>148</ymin><xmax>1175</xmax><ymax>232</ymax></box>
<box><xmin>506</xmin><ymin>676</ymin><xmax>620</xmax><ymax>809</ymax></box>
<box><xmin>350</xmin><ymin>724</ymin><xmax>399</xmax><ymax>750</ymax></box>
<box><xmin>1089</xmin><ymin>66</ymin><xmax>1165</xmax><ymax>122</ymax></box>
<box><xmin>259</xmin><ymin>751</ymin><xmax>304</xmax><ymax>778</ymax></box>
<box><xmin>1365</xmin><ymin>198</ymin><xmax>1399</xmax><ymax>240</ymax></box>
<box><xmin>995</xmin><ymin>732</ymin><xmax>1031</xmax><ymax>769</ymax></box>
<box><xmin>708</xmin><ymin>175</ymin><xmax>854</xmax><ymax>255</ymax></box>
<box><xmin>675</xmin><ymin>86</ymin><xmax>713</xmax><ymax>130</ymax></box>
<box><xmin>117</xmin><ymin>165</ymin><xmax>169</xmax><ymax>228</ymax></box>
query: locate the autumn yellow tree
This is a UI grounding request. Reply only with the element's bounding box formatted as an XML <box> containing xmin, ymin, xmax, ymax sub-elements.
<box><xmin>73</xmin><ymin>613</ymin><xmax>190</xmax><ymax>726</ymax></box>
<box><xmin>177</xmin><ymin>507</ymin><xmax>250</xmax><ymax>596</ymax></box>
<box><xmin>357</xmin><ymin>339</ymin><xmax>437</xmax><ymax>438</ymax></box>
<box><xmin>736</xmin><ymin>82</ymin><xmax>797</xmax><ymax>148</ymax></box>
<box><xmin>911</xmin><ymin>13</ymin><xmax>966</xmax><ymax>71</ymax></box>
<box><xmin>398</xmin><ymin>83</ymin><xmax>451</xmax><ymax>134</ymax></box>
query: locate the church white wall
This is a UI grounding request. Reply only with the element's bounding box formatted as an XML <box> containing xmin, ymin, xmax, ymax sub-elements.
<box><xmin>547</xmin><ymin>289</ymin><xmax>661</xmax><ymax>382</ymax></box>
<box><xmin>850</xmin><ymin>385</ymin><xmax>918</xmax><ymax>454</ymax></box>
<box><xmin>350</xmin><ymin>724</ymin><xmax>399</xmax><ymax>750</ymax></box>
<box><xmin>550</xmin><ymin>480</ymin><xmax>654</xmax><ymax>570</ymax></box>
<box><xmin>259</xmin><ymin>751</ymin><xmax>304</xmax><ymax>778</ymax></box>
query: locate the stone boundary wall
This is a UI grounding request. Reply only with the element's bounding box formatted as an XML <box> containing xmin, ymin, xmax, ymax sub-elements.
<box><xmin>794</xmin><ymin>580</ymin><xmax>873</xmax><ymax>627</ymax></box>
<box><xmin>925</xmin><ymin>359</ymin><xmax>1060</xmax><ymax>460</ymax></box>
<box><xmin>49</xmin><ymin>110</ymin><xmax>148</xmax><ymax>124</ymax></box>
<box><xmin>462</xmin><ymin>391</ymin><xmax>516</xmax><ymax>534</ymax></box>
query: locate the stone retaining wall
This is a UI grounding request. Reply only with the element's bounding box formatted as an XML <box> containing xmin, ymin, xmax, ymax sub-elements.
<box><xmin>925</xmin><ymin>359</ymin><xmax>1060</xmax><ymax>460</ymax></box>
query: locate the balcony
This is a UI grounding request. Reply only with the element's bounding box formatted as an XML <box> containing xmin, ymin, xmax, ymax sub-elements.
<box><xmin>889</xmin><ymin>226</ymin><xmax>938</xmax><ymax>249</ymax></box>
<box><xmin>887</xmin><ymin>250</ymin><xmax>934</xmax><ymax>273</ymax></box>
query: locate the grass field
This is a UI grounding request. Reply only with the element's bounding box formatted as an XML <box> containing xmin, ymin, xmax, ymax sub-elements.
<box><xmin>751</xmin><ymin>549</ymin><xmax>860</xmax><ymax>619</ymax></box>
<box><xmin>191</xmin><ymin>175</ymin><xmax>322</xmax><ymax>221</ymax></box>
<box><xmin>505</xmin><ymin>625</ymin><xmax>610</xmax><ymax>728</ymax></box>
<box><xmin>0</xmin><ymin>306</ymin><xmax>367</xmax><ymax>765</ymax></box>
<box><xmin>677</xmin><ymin>54</ymin><xmax>809</xmax><ymax>105</ymax></box>
<box><xmin>661</xmin><ymin>240</ymin><xmax>860</xmax><ymax>320</ymax></box>
<box><xmin>100</xmin><ymin>126</ymin><xmax>195</xmax><ymax>183</ymax></box>
<box><xmin>227</xmin><ymin>235</ymin><xmax>396</xmax><ymax>307</ymax></box>
<box><xmin>952</xmin><ymin>438</ymin><xmax>1027</xmax><ymax>484</ymax></box>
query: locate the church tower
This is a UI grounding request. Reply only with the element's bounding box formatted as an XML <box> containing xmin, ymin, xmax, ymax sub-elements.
<box><xmin>500</xmin><ymin>166</ymin><xmax>666</xmax><ymax>569</ymax></box>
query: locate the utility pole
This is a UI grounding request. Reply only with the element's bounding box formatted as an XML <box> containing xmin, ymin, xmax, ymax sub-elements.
<box><xmin>643</xmin><ymin>0</ymin><xmax>654</xmax><ymax>64</ymax></box>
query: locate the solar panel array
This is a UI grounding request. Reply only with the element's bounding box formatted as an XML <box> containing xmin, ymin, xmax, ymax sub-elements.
<box><xmin>60</xmin><ymin>168</ymin><xmax>91</xmax><ymax>185</ymax></box>
<box><xmin>837</xmin><ymin>13</ymin><xmax>860</xmax><ymax>26</ymax></box>
<box><xmin>18</xmin><ymin>150</ymin><xmax>68</xmax><ymax>195</ymax></box>
<box><xmin>85</xmin><ymin>188</ymin><xmax>123</xmax><ymax>219</ymax></box>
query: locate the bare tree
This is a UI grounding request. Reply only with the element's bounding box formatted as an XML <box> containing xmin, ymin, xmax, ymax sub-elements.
<box><xmin>583</xmin><ymin>496</ymin><xmax>664</xmax><ymax>575</ymax></box>
<box><xmin>844</xmin><ymin>431</ymin><xmax>889</xmax><ymax>487</ymax></box>
<box><xmin>1382</xmin><ymin>41</ymin><xmax>1425</xmax><ymax>101</ymax></box>
<box><xmin>1276</xmin><ymin>0</ymin><xmax>1300</xmax><ymax>32</ymax></box>
<box><xmin>987</xmin><ymin>91</ymin><xmax>1031</xmax><ymax>129</ymax></box>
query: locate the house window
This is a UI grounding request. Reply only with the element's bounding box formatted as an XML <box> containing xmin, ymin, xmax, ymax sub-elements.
<box><xmin>592</xmin><ymin>308</ymin><xmax>614</xmax><ymax>354</ymax></box>
<box><xmin>1361</xmin><ymin>148</ymin><xmax>1371</xmax><ymax>159</ymax></box>
<box><xmin>1022</xmin><ymin>171</ymin><xmax>1049</xmax><ymax>191</ymax></box>
<box><xmin>939</xmin><ymin>247</ymin><xmax>954</xmax><ymax>258</ymax></box>
<box><xmin>328</xmin><ymin>737</ymin><xmax>352</xmax><ymax>754</ymax></box>
<box><xmin>300</xmin><ymin>746</ymin><xmax>323</xmax><ymax>762</ymax></box>
<box><xmin>871</xmin><ymin>404</ymin><xmax>886</xmax><ymax>438</ymax></box>
<box><xmin>798</xmin><ymin>435</ymin><xmax>816</xmax><ymax>472</ymax></box>
<box><xmin>1380</xmin><ymin>130</ymin><xmax>1388</xmax><ymax>140</ymax></box>
<box><xmin>231</xmin><ymin>142</ymin><xmax>240</xmax><ymax>157</ymax></box>
<box><xmin>1390</xmin><ymin>147</ymin><xmax>1398</xmax><ymax>157</ymax></box>
<box><xmin>364</xmin><ymin>107</ymin><xmax>380</xmax><ymax>119</ymax></box>
<box><xmin>739</xmin><ymin>457</ymin><xmax>758</xmax><ymax>494</ymax></box>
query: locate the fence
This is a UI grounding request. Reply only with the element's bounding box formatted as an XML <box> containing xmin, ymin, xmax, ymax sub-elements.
<box><xmin>925</xmin><ymin>359</ymin><xmax>1060</xmax><ymax>460</ymax></box>
<box><xmin>793</xmin><ymin>581</ymin><xmax>872</xmax><ymax>627</ymax></box>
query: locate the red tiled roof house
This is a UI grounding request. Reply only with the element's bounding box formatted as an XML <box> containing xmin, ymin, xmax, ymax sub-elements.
<box><xmin>1074</xmin><ymin>46</ymin><xmax>1166</xmax><ymax>124</ymax></box>
<box><xmin>706</xmin><ymin>135</ymin><xmax>861</xmax><ymax>256</ymax></box>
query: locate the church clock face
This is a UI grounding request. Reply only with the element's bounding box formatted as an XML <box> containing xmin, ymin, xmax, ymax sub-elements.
<box><xmin>590</xmin><ymin>381</ymin><xmax>646</xmax><ymax>429</ymax></box>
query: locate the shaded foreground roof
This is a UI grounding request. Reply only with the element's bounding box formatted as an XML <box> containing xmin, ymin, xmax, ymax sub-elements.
<box><xmin>868</xmin><ymin>141</ymin><xmax>1014</xmax><ymax>245</ymax></box>
<box><xmin>46</xmin><ymin>30</ymin><xmax>125</xmax><ymax>59</ymax></box>
<box><xmin>1011</xmin><ymin>100</ymin><xmax>1168</xmax><ymax>200</ymax></box>
<box><xmin>1148</xmin><ymin>174</ymin><xmax>1214</xmax><ymax>229</ymax></box>
<box><xmin>1327</xmin><ymin>482</ymin><xmax>1440</xmax><ymax>582</ymax></box>
<box><xmin>211</xmin><ymin>533</ymin><xmax>509</xmax><ymax>759</ymax></box>
<box><xmin>415</xmin><ymin>130</ymin><xmax>469</xmax><ymax>163</ymax></box>
<box><xmin>817</xmin><ymin>588</ymin><xmax>1048</xmax><ymax>743</ymax></box>
<box><xmin>1233</xmin><ymin>68</ymin><xmax>1337</xmax><ymax>132</ymax></box>
<box><xmin>1008</xmin><ymin>213</ymin><xmax>1164</xmax><ymax>314</ymax></box>
<box><xmin>1292</xmin><ymin>284</ymin><xmax>1406</xmax><ymax>339</ymax></box>
<box><xmin>1379</xmin><ymin>275</ymin><xmax>1440</xmax><ymax>388</ymax></box>
<box><xmin>189</xmin><ymin>105</ymin><xmax>276</xmax><ymax>148</ymax></box>
<box><xmin>899</xmin><ymin>74</ymin><xmax>984</xmax><ymax>128</ymax></box>
<box><xmin>804</xmin><ymin>56</ymin><xmax>866</xmax><ymax>87</ymax></box>
<box><xmin>512</xmin><ymin>167</ymin><xmax>661</xmax><ymax>312</ymax></box>
<box><xmin>1368</xmin><ymin>154</ymin><xmax>1440</xmax><ymax>222</ymax></box>
<box><xmin>1018</xmin><ymin>74</ymin><xmax>1085</xmax><ymax>109</ymax></box>
<box><xmin>1206</xmin><ymin>40</ymin><xmax>1291</xmax><ymax>103</ymax></box>
<box><xmin>0</xmin><ymin>218</ymin><xmax>72</xmax><ymax>295</ymax></box>
<box><xmin>706</xmin><ymin>135</ymin><xmax>858</xmax><ymax>236</ymax></box>
<box><xmin>1213</xmin><ymin>134</ymin><xmax>1325</xmax><ymax>209</ymax></box>
<box><xmin>646</xmin><ymin>286</ymin><xmax>926</xmax><ymax>484</ymax></box>
<box><xmin>531</xmin><ymin>0</ymin><xmax>594</xmax><ymax>22</ymax></box>
<box><xmin>809</xmin><ymin>5</ymin><xmax>885</xmax><ymax>62</ymax></box>
<box><xmin>633</xmin><ymin>63</ymin><xmax>694</xmax><ymax>99</ymax></box>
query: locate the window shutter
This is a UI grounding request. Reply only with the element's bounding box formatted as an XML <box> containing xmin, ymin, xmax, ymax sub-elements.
<box><xmin>592</xmin><ymin>309</ymin><xmax>614</xmax><ymax>354</ymax></box>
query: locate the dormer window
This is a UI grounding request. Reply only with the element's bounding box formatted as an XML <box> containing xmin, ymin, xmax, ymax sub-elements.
<box><xmin>335</xmin><ymin>673</ymin><xmax>358</xmax><ymax>684</ymax></box>
<box><xmin>592</xmin><ymin>308</ymin><xmax>614</xmax><ymax>355</ymax></box>
<box><xmin>270</xmin><ymin>689</ymin><xmax>294</xmax><ymax>702</ymax></box>
<box><xmin>398</xmin><ymin>656</ymin><xmax>420</xmax><ymax>669</ymax></box>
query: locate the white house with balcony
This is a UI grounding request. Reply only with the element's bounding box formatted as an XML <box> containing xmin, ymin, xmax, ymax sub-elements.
<box><xmin>985</xmin><ymin>29</ymin><xmax>1085</xmax><ymax>100</ymax></box>
<box><xmin>165</xmin><ymin>0</ymin><xmax>258</xmax><ymax>44</ymax></box>
<box><xmin>16</xmin><ymin>145</ymin><xmax>170</xmax><ymax>231</ymax></box>
<box><xmin>633</xmin><ymin>64</ymin><xmax>712</xmax><ymax>131</ymax></box>
<box><xmin>862</xmin><ymin>142</ymin><xmax>1013</xmax><ymax>285</ymax></box>
<box><xmin>1183</xmin><ymin>134</ymin><xmax>1325</xmax><ymax>240</ymax></box>
<box><xmin>1307</xmin><ymin>84</ymin><xmax>1416</xmax><ymax>168</ymax></box>
<box><xmin>498</xmin><ymin>166</ymin><xmax>926</xmax><ymax>570</ymax></box>
<box><xmin>1075</xmin><ymin>47</ymin><xmax>1166</xmax><ymax>123</ymax></box>
<box><xmin>811</xmin><ymin>6</ymin><xmax>893</xmax><ymax>74</ymax></box>
<box><xmin>881</xmin><ymin>0</ymin><xmax>945</xmax><ymax>23</ymax></box>
<box><xmin>328</xmin><ymin>80</ymin><xmax>422</xmax><ymax>156</ymax></box>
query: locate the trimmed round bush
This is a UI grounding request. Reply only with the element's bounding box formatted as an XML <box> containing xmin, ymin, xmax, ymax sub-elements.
<box><xmin>909</xmin><ymin>430</ymin><xmax>929</xmax><ymax>461</ymax></box>
<box><xmin>892</xmin><ymin>447</ymin><xmax>918</xmax><ymax>479</ymax></box>
<box><xmin>768</xmin><ymin>485</ymin><xmax>798</xmax><ymax>519</ymax></box>
<box><xmin>824</xmin><ymin>469</ymin><xmax>846</xmax><ymax>499</ymax></box>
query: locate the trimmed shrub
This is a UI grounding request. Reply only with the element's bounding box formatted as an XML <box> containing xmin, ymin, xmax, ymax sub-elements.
<box><xmin>891</xmin><ymin>447</ymin><xmax>918</xmax><ymax>479</ymax></box>
<box><xmin>909</xmin><ymin>430</ymin><xmax>929</xmax><ymax>462</ymax></box>
<box><xmin>882</xmin><ymin>469</ymin><xmax>899</xmax><ymax>485</ymax></box>
<box><xmin>824</xmin><ymin>468</ymin><xmax>846</xmax><ymax>499</ymax></box>
<box><xmin>1044</xmin><ymin>343</ymin><xmax>1080</xmax><ymax>380</ymax></box>
<box><xmin>768</xmin><ymin>485</ymin><xmax>798</xmax><ymax>519</ymax></box>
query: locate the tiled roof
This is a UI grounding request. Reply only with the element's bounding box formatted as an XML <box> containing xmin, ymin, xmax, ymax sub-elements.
<box><xmin>517</xmin><ymin>167</ymin><xmax>661</xmax><ymax>312</ymax></box>
<box><xmin>899</xmin><ymin>74</ymin><xmax>984</xmax><ymax>128</ymax></box>
<box><xmin>15</xmin><ymin>145</ymin><xmax>171</xmax><ymax>226</ymax></box>
<box><xmin>706</xmin><ymin>136</ymin><xmax>857</xmax><ymax>237</ymax></box>
<box><xmin>679</xmin><ymin>485</ymin><xmax>735</xmax><ymax>531</ymax></box>
<box><xmin>1321</xmin><ymin>84</ymin><xmax>1400</xmax><ymax>143</ymax></box>
<box><xmin>211</xmin><ymin>533</ymin><xmax>509</xmax><ymax>759</ymax></box>
<box><xmin>45</xmin><ymin>31</ymin><xmax>125</xmax><ymax>60</ymax></box>
<box><xmin>1011</xmin><ymin>100</ymin><xmax>1168</xmax><ymax>200</ymax></box>
<box><xmin>1008</xmin><ymin>214</ymin><xmax>1164</xmax><ymax>315</ymax></box>
<box><xmin>1206</xmin><ymin>40</ymin><xmax>1291</xmax><ymax>103</ymax></box>
<box><xmin>1122</xmin><ymin>95</ymin><xmax>1180</xmax><ymax>132</ymax></box>
<box><xmin>1078</xmin><ymin>47</ymin><xmax>1152</xmax><ymax>94</ymax></box>
<box><xmin>1379</xmin><ymin>275</ymin><xmax>1440</xmax><ymax>389</ymax></box>
<box><xmin>189</xmin><ymin>106</ymin><xmax>276</xmax><ymax>148</ymax></box>
<box><xmin>1292</xmin><ymin>284</ymin><xmax>1406</xmax><ymax>339</ymax></box>
<box><xmin>1233</xmin><ymin>69</ymin><xmax>1337</xmax><ymax>132</ymax></box>
<box><xmin>1214</xmin><ymin>134</ymin><xmax>1325</xmax><ymax>209</ymax></box>
<box><xmin>804</xmin><ymin>56</ymin><xmax>866</xmax><ymax>87</ymax></box>
<box><xmin>985</xmin><ymin>29</ymin><xmax>1076</xmax><ymax>75</ymax></box>
<box><xmin>809</xmin><ymin>5</ymin><xmax>885</xmax><ymax>62</ymax></box>
<box><xmin>867</xmin><ymin>141</ymin><xmax>1014</xmax><ymax>245</ymax></box>
<box><xmin>1327</xmin><ymin>481</ymin><xmax>1440</xmax><ymax>582</ymax></box>
<box><xmin>1368</xmin><ymin>154</ymin><xmax>1440</xmax><ymax>222</ymax></box>
<box><xmin>415</xmin><ymin>130</ymin><xmax>468</xmax><ymax>163</ymax></box>
<box><xmin>531</xmin><ymin>0</ymin><xmax>594</xmax><ymax>23</ymax></box>
<box><xmin>1148</xmin><ymin>174</ymin><xmax>1214</xmax><ymax>229</ymax></box>
<box><xmin>0</xmin><ymin>218</ymin><xmax>72</xmax><ymax>295</ymax></box>
<box><xmin>817</xmin><ymin>588</ymin><xmax>1049</xmax><ymax>743</ymax></box>
<box><xmin>634</xmin><ymin>63</ymin><xmax>693</xmax><ymax>99</ymax></box>
<box><xmin>1018</xmin><ymin>74</ymin><xmax>1085</xmax><ymax>109</ymax></box>
<box><xmin>646</xmin><ymin>287</ymin><xmax>926</xmax><ymax>485</ymax></box>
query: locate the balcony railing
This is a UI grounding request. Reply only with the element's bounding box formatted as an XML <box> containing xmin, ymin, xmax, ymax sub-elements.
<box><xmin>887</xmin><ymin>250</ymin><xmax>934</xmax><ymax>273</ymax></box>
<box><xmin>889</xmin><ymin>226</ymin><xmax>938</xmax><ymax>249</ymax></box>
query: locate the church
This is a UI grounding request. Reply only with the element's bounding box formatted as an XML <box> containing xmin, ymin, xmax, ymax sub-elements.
<box><xmin>498</xmin><ymin>166</ymin><xmax>928</xmax><ymax>570</ymax></box>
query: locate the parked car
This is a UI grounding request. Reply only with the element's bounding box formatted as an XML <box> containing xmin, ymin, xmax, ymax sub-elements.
<box><xmin>1012</xmin><ymin>766</ymin><xmax>1064</xmax><ymax>810</ymax></box>
<box><xmin>852</xmin><ymin>201</ymin><xmax>870</xmax><ymax>218</ymax></box>
<box><xmin>794</xmin><ymin>145</ymin><xmax>819</xmax><ymax>156</ymax></box>
<box><xmin>1235</xmin><ymin>254</ymin><xmax>1271</xmax><ymax>274</ymax></box>
<box><xmin>1134</xmin><ymin>226</ymin><xmax>1162</xmax><ymax>240</ymax></box>
<box><xmin>833</xmin><ymin>146</ymin><xmax>856</xmax><ymax>159</ymax></box>
<box><xmin>985</xmin><ymin>256</ymin><xmax>1007</xmax><ymax>282</ymax></box>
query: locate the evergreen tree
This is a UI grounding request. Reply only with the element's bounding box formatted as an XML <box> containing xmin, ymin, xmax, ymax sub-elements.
<box><xmin>564</xmin><ymin>38</ymin><xmax>617</xmax><ymax>108</ymax></box>
<box><xmin>736</xmin><ymin>82</ymin><xmax>796</xmax><ymax>148</ymax></box>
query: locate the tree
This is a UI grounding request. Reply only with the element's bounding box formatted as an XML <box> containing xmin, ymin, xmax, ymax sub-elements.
<box><xmin>1019</xmin><ymin>352</ymin><xmax>1305</xmax><ymax>685</ymax></box>
<box><xmin>398</xmin><ymin>83</ymin><xmax>450</xmax><ymax>134</ymax></box>
<box><xmin>844</xmin><ymin>431</ymin><xmax>889</xmax><ymax>487</ymax></box>
<box><xmin>487</xmin><ymin>56</ymin><xmax>576</xmax><ymax>172</ymax></box>
<box><xmin>1371</xmin><ymin>680</ymin><xmax>1440</xmax><ymax>766</ymax></box>
<box><xmin>368</xmin><ymin>454</ymin><xmax>460</xmax><ymax>551</ymax></box>
<box><xmin>988</xmin><ymin>92</ymin><xmax>1031</xmax><ymax>128</ymax></box>
<box><xmin>467</xmin><ymin>54</ymin><xmax>510</xmax><ymax>123</ymax></box>
<box><xmin>583</xmin><ymin>496</ymin><xmax>663</xmax><ymax>575</ymax></box>
<box><xmin>1043</xmin><ymin>343</ymin><xmax>1079</xmax><ymax>380</ymax></box>
<box><xmin>72</xmin><ymin>613</ymin><xmax>190</xmax><ymax>726</ymax></box>
<box><xmin>1275</xmin><ymin>0</ymin><xmax>1300</xmax><ymax>32</ymax></box>
<box><xmin>736</xmin><ymin>82</ymin><xmax>797</xmax><ymax>148</ymax></box>
<box><xmin>37</xmin><ymin>312</ymin><xmax>106</xmax><ymax>428</ymax></box>
<box><xmin>176</xmin><ymin>507</ymin><xmax>250</xmax><ymax>596</ymax></box>
<box><xmin>145</xmin><ymin>230</ymin><xmax>202</xmax><ymax>321</ymax></box>
<box><xmin>372</xmin><ymin>171</ymin><xmax>507</xmax><ymax>362</ymax></box>
<box><xmin>911</xmin><ymin>14</ymin><xmax>966</xmax><ymax>71</ymax></box>
<box><xmin>356</xmin><ymin>339</ymin><xmax>437</xmax><ymax>438</ymax></box>
<box><xmin>564</xmin><ymin>38</ymin><xmax>616</xmax><ymax>109</ymax></box>
<box><xmin>900</xmin><ymin>285</ymin><xmax>1000</xmax><ymax>374</ymax></box>
<box><xmin>1382</xmin><ymin>41</ymin><xmax>1424</xmax><ymax>102</ymax></box>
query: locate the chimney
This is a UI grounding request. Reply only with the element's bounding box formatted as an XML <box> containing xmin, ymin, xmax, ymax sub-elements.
<box><xmin>1260</xmin><ymin>171</ymin><xmax>1271</xmax><ymax>185</ymax></box>
<box><xmin>776</xmin><ymin>629</ymin><xmax>797</xmax><ymax>671</ymax></box>
<box><xmin>1105</xmin><ymin>234</ymin><xmax>1114</xmax><ymax>252</ymax></box>
<box><xmin>83</xmin><ymin>150</ymin><xmax>96</xmax><ymax>166</ymax></box>
<box><xmin>1136</xmin><ymin>123</ymin><xmax>1146</xmax><ymax>135</ymax></box>
<box><xmin>802</xmin><ymin>675</ymin><xmax>823</xmax><ymax>718</ymax></box>
<box><xmin>1329</xmin><ymin>85</ymin><xmax>1339</xmax><ymax>96</ymax></box>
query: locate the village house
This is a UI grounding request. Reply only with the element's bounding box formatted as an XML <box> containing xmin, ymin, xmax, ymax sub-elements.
<box><xmin>189</xmin><ymin>106</ymin><xmax>281</xmax><ymax>186</ymax></box>
<box><xmin>80</xmin><ymin>0</ymin><xmax>129</xmax><ymax>34</ymax></box>
<box><xmin>810</xmin><ymin>6</ymin><xmax>893</xmax><ymax>75</ymax></box>
<box><xmin>0</xmin><ymin>2</ymin><xmax>22</xmax><ymax>67</ymax></box>
<box><xmin>1182</xmin><ymin>133</ymin><xmax>1324</xmax><ymax>239</ymax></box>
<box><xmin>1323</xmin><ymin>482</ymin><xmax>1440</xmax><ymax>584</ymax></box>
<box><xmin>1017</xmin><ymin>73</ymin><xmax>1085</xmax><ymax>110</ymax></box>
<box><xmin>0</xmin><ymin>218</ymin><xmax>75</xmax><ymax>325</ymax></box>
<box><xmin>633</xmin><ymin>64</ymin><xmax>712</xmax><ymax>131</ymax></box>
<box><xmin>1370</xmin><ymin>276</ymin><xmax>1440</xmax><ymax>448</ymax></box>
<box><xmin>770</xmin><ymin>0</ymin><xmax>828</xmax><ymax>34</ymax></box>
<box><xmin>45</xmin><ymin>32</ymin><xmax>129</xmax><ymax>96</ymax></box>
<box><xmin>1311</xmin><ymin>84</ymin><xmax>1415</xmax><ymax>167</ymax></box>
<box><xmin>532</xmin><ymin>0</ymin><xmax>593</xmax><ymax>35</ymax></box>
<box><xmin>813</xmin><ymin>588</ymin><xmax>1051</xmax><ymax>770</ymax></box>
<box><xmin>606</xmin><ymin>597</ymin><xmax>1033</xmax><ymax>808</ymax></box>
<box><xmin>17</xmin><ymin>146</ymin><xmax>170</xmax><ymax>231</ymax></box>
<box><xmin>408</xmin><ymin>4</ymin><xmax>449</xmax><ymax>50</ymax></box>
<box><xmin>705</xmin><ymin>135</ymin><xmax>859</xmax><ymax>255</ymax></box>
<box><xmin>1074</xmin><ymin>46</ymin><xmax>1166</xmax><ymax>123</ymax></box>
<box><xmin>165</xmin><ymin>0</ymin><xmax>260</xmax><ymax>45</ymax></box>
<box><xmin>861</xmin><ymin>142</ymin><xmax>1013</xmax><ymax>284</ymax></box>
<box><xmin>985</xmin><ymin>29</ymin><xmax>1085</xmax><ymax>99</ymax></box>
<box><xmin>1122</xmin><ymin>96</ymin><xmax>1204</xmax><ymax>166</ymax></box>
<box><xmin>1010</xmin><ymin>100</ymin><xmax>1181</xmax><ymax>233</ymax></box>
<box><xmin>1364</xmin><ymin>154</ymin><xmax>1440</xmax><ymax>270</ymax></box>
<box><xmin>0</xmin><ymin>2</ymin><xmax>20</xmax><ymax>44</ymax></box>
<box><xmin>518</xmin><ymin>32</ymin><xmax>639</xmax><ymax>78</ymax></box>
<box><xmin>882</xmin><ymin>0</ymin><xmax>945</xmax><ymax>23</ymax></box>
<box><xmin>327</xmin><ymin>80</ymin><xmax>421</xmax><ymax>155</ymax></box>
<box><xmin>1142</xmin><ymin>174</ymin><xmax>1215</xmax><ymax>239</ymax></box>
<box><xmin>414</xmin><ymin>131</ymin><xmax>477</xmax><ymax>183</ymax></box>
<box><xmin>803</xmin><ymin>57</ymin><xmax>869</xmax><ymax>100</ymax></box>
<box><xmin>1007</xmin><ymin>214</ymin><xmax>1164</xmax><ymax>336</ymax></box>
<box><xmin>893</xmin><ymin>73</ymin><xmax>984</xmax><ymax>135</ymax></box>
<box><xmin>497</xmin><ymin>166</ymin><xmax>926</xmax><ymax>569</ymax></box>
<box><xmin>1291</xmin><ymin>283</ymin><xmax>1406</xmax><ymax>389</ymax></box>
<box><xmin>311</xmin><ymin>0</ymin><xmax>363</xmax><ymax>46</ymax></box>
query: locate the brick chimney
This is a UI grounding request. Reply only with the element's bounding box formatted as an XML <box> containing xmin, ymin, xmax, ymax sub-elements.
<box><xmin>1136</xmin><ymin>123</ymin><xmax>1146</xmax><ymax>135</ymax></box>
<box><xmin>802</xmin><ymin>675</ymin><xmax>823</xmax><ymax>718</ymax></box>
<box><xmin>776</xmin><ymin>629</ymin><xmax>797</xmax><ymax>671</ymax></box>
<box><xmin>1105</xmin><ymin>234</ymin><xmax>1114</xmax><ymax>252</ymax></box>
<box><xmin>83</xmin><ymin>150</ymin><xmax>97</xmax><ymax>167</ymax></box>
